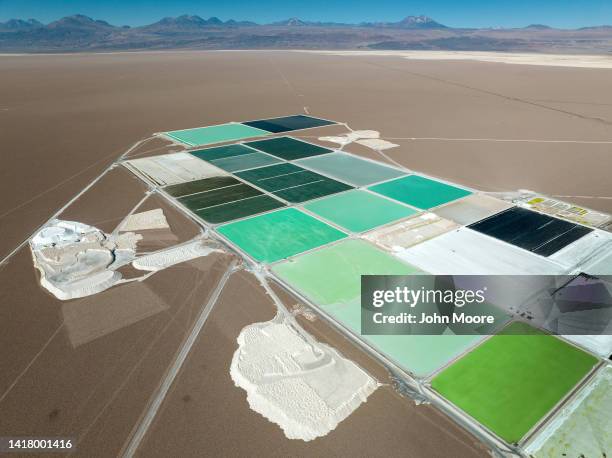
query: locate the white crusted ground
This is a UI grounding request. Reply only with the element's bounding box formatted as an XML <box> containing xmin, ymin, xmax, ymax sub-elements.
<box><xmin>311</xmin><ymin>50</ymin><xmax>612</xmax><ymax>69</ymax></box>
<box><xmin>318</xmin><ymin>129</ymin><xmax>399</xmax><ymax>151</ymax></box>
<box><xmin>355</xmin><ymin>138</ymin><xmax>399</xmax><ymax>150</ymax></box>
<box><xmin>119</xmin><ymin>208</ymin><xmax>169</xmax><ymax>232</ymax></box>
<box><xmin>230</xmin><ymin>317</ymin><xmax>378</xmax><ymax>441</ymax></box>
<box><xmin>132</xmin><ymin>240</ymin><xmax>220</xmax><ymax>271</ymax></box>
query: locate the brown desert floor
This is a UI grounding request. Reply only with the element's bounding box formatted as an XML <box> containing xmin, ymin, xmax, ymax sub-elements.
<box><xmin>2</xmin><ymin>51</ymin><xmax>612</xmax><ymax>260</ymax></box>
<box><xmin>1</xmin><ymin>151</ymin><xmax>488</xmax><ymax>457</ymax></box>
<box><xmin>0</xmin><ymin>171</ymin><xmax>238</xmax><ymax>458</ymax></box>
<box><xmin>55</xmin><ymin>167</ymin><xmax>203</xmax><ymax>251</ymax></box>
<box><xmin>122</xmin><ymin>136</ymin><xmax>178</xmax><ymax>160</ymax></box>
<box><xmin>126</xmin><ymin>192</ymin><xmax>203</xmax><ymax>253</ymax></box>
<box><xmin>1</xmin><ymin>50</ymin><xmax>611</xmax><ymax>457</ymax></box>
<box><xmin>56</xmin><ymin>166</ymin><xmax>148</xmax><ymax>234</ymax></box>
<box><xmin>136</xmin><ymin>271</ymin><xmax>489</xmax><ymax>458</ymax></box>
<box><xmin>0</xmin><ymin>241</ymin><xmax>234</xmax><ymax>457</ymax></box>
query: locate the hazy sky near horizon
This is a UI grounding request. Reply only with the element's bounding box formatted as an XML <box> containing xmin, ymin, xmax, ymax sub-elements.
<box><xmin>1</xmin><ymin>0</ymin><xmax>611</xmax><ymax>28</ymax></box>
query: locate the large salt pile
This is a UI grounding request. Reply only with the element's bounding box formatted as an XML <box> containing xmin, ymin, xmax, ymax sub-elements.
<box><xmin>230</xmin><ymin>317</ymin><xmax>378</xmax><ymax>441</ymax></box>
<box><xmin>31</xmin><ymin>212</ymin><xmax>221</xmax><ymax>300</ymax></box>
<box><xmin>30</xmin><ymin>219</ymin><xmax>141</xmax><ymax>300</ymax></box>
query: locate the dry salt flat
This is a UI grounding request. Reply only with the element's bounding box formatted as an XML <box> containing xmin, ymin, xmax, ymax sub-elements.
<box><xmin>311</xmin><ymin>50</ymin><xmax>612</xmax><ymax>69</ymax></box>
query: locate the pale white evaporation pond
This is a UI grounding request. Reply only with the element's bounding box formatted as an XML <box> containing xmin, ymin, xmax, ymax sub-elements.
<box><xmin>525</xmin><ymin>365</ymin><xmax>612</xmax><ymax>457</ymax></box>
<box><xmin>124</xmin><ymin>152</ymin><xmax>227</xmax><ymax>186</ymax></box>
<box><xmin>433</xmin><ymin>193</ymin><xmax>513</xmax><ymax>226</ymax></box>
<box><xmin>364</xmin><ymin>212</ymin><xmax>458</xmax><ymax>250</ymax></box>
<box><xmin>548</xmin><ymin>229</ymin><xmax>612</xmax><ymax>274</ymax></box>
<box><xmin>395</xmin><ymin>227</ymin><xmax>566</xmax><ymax>276</ymax></box>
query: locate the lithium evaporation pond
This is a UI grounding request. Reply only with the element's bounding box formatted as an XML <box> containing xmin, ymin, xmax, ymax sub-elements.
<box><xmin>364</xmin><ymin>213</ymin><xmax>458</xmax><ymax>250</ymax></box>
<box><xmin>235</xmin><ymin>162</ymin><xmax>354</xmax><ymax>203</ymax></box>
<box><xmin>526</xmin><ymin>365</ymin><xmax>612</xmax><ymax>457</ymax></box>
<box><xmin>273</xmin><ymin>179</ymin><xmax>353</xmax><ymax>203</ymax></box>
<box><xmin>468</xmin><ymin>206</ymin><xmax>593</xmax><ymax>257</ymax></box>
<box><xmin>369</xmin><ymin>175</ymin><xmax>472</xmax><ymax>210</ymax></box>
<box><xmin>245</xmin><ymin>136</ymin><xmax>333</xmax><ymax>161</ymax></box>
<box><xmin>433</xmin><ymin>194</ymin><xmax>513</xmax><ymax>226</ymax></box>
<box><xmin>165</xmin><ymin>123</ymin><xmax>269</xmax><ymax>147</ymax></box>
<box><xmin>124</xmin><ymin>152</ymin><xmax>228</xmax><ymax>187</ymax></box>
<box><xmin>431</xmin><ymin>321</ymin><xmax>598</xmax><ymax>444</ymax></box>
<box><xmin>217</xmin><ymin>208</ymin><xmax>347</xmax><ymax>263</ymax></box>
<box><xmin>272</xmin><ymin>239</ymin><xmax>493</xmax><ymax>377</ymax></box>
<box><xmin>164</xmin><ymin>176</ymin><xmax>240</xmax><ymax>198</ymax></box>
<box><xmin>242</xmin><ymin>114</ymin><xmax>336</xmax><ymax>133</ymax></box>
<box><xmin>236</xmin><ymin>163</ymin><xmax>327</xmax><ymax>192</ymax></box>
<box><xmin>172</xmin><ymin>176</ymin><xmax>284</xmax><ymax>224</ymax></box>
<box><xmin>396</xmin><ymin>227</ymin><xmax>566</xmax><ymax>275</ymax></box>
<box><xmin>272</xmin><ymin>239</ymin><xmax>419</xmax><ymax>316</ymax></box>
<box><xmin>189</xmin><ymin>144</ymin><xmax>282</xmax><ymax>172</ymax></box>
<box><xmin>208</xmin><ymin>152</ymin><xmax>282</xmax><ymax>173</ymax></box>
<box><xmin>179</xmin><ymin>183</ymin><xmax>261</xmax><ymax>211</ymax></box>
<box><xmin>303</xmin><ymin>190</ymin><xmax>417</xmax><ymax>232</ymax></box>
<box><xmin>190</xmin><ymin>144</ymin><xmax>255</xmax><ymax>161</ymax></box>
<box><xmin>195</xmin><ymin>195</ymin><xmax>284</xmax><ymax>225</ymax></box>
<box><xmin>235</xmin><ymin>162</ymin><xmax>303</xmax><ymax>188</ymax></box>
<box><xmin>584</xmin><ymin>249</ymin><xmax>612</xmax><ymax>276</ymax></box>
<box><xmin>297</xmin><ymin>152</ymin><xmax>406</xmax><ymax>186</ymax></box>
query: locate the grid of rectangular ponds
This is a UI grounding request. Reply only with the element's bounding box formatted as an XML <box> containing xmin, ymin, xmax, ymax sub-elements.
<box><xmin>127</xmin><ymin>114</ymin><xmax>610</xmax><ymax>456</ymax></box>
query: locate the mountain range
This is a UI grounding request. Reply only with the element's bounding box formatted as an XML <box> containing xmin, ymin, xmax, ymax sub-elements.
<box><xmin>1</xmin><ymin>14</ymin><xmax>611</xmax><ymax>53</ymax></box>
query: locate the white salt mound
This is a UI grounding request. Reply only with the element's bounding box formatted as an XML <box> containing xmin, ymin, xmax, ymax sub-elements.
<box><xmin>31</xmin><ymin>219</ymin><xmax>220</xmax><ymax>300</ymax></box>
<box><xmin>230</xmin><ymin>318</ymin><xmax>378</xmax><ymax>441</ymax></box>
<box><xmin>30</xmin><ymin>219</ymin><xmax>141</xmax><ymax>300</ymax></box>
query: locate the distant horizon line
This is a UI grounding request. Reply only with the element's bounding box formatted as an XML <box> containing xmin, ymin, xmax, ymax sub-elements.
<box><xmin>1</xmin><ymin>13</ymin><xmax>611</xmax><ymax>30</ymax></box>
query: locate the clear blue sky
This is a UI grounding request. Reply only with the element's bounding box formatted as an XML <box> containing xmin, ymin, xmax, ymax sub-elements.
<box><xmin>1</xmin><ymin>0</ymin><xmax>611</xmax><ymax>28</ymax></box>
